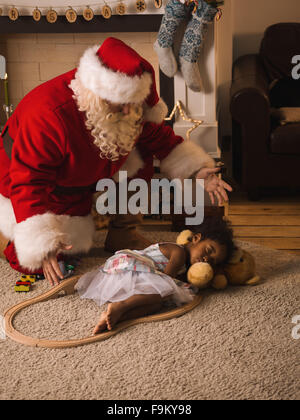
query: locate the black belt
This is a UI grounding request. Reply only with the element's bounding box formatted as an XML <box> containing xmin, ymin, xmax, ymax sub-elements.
<box><xmin>53</xmin><ymin>184</ymin><xmax>96</xmax><ymax>195</ymax></box>
<box><xmin>1</xmin><ymin>127</ymin><xmax>96</xmax><ymax>196</ymax></box>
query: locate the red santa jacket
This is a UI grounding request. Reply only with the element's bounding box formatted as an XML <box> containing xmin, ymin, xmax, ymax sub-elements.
<box><xmin>0</xmin><ymin>69</ymin><xmax>214</xmax><ymax>273</ymax></box>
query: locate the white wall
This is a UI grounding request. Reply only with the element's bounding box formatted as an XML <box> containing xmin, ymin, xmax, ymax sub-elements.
<box><xmin>232</xmin><ymin>0</ymin><xmax>300</xmax><ymax>61</ymax></box>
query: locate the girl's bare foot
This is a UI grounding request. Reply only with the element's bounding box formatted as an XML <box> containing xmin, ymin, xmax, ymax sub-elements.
<box><xmin>106</xmin><ymin>301</ymin><xmax>128</xmax><ymax>330</ymax></box>
<box><xmin>93</xmin><ymin>311</ymin><xmax>108</xmax><ymax>335</ymax></box>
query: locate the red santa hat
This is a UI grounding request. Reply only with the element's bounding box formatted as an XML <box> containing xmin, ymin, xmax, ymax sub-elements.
<box><xmin>77</xmin><ymin>37</ymin><xmax>168</xmax><ymax>124</ymax></box>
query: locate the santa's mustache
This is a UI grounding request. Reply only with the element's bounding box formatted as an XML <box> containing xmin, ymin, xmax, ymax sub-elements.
<box><xmin>105</xmin><ymin>106</ymin><xmax>143</xmax><ymax>124</ymax></box>
<box><xmin>70</xmin><ymin>75</ymin><xmax>143</xmax><ymax>161</ymax></box>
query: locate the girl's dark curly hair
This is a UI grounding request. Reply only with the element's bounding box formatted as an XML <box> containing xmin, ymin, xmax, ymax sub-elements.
<box><xmin>190</xmin><ymin>216</ymin><xmax>235</xmax><ymax>264</ymax></box>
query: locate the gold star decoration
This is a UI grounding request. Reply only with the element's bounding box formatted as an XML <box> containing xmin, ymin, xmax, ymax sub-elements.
<box><xmin>164</xmin><ymin>100</ymin><xmax>203</xmax><ymax>141</ymax></box>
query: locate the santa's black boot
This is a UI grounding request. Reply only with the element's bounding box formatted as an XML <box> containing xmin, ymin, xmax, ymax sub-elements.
<box><xmin>104</xmin><ymin>213</ymin><xmax>152</xmax><ymax>253</ymax></box>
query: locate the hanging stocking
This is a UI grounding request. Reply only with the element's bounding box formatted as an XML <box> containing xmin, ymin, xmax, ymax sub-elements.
<box><xmin>154</xmin><ymin>0</ymin><xmax>189</xmax><ymax>77</ymax></box>
<box><xmin>179</xmin><ymin>0</ymin><xmax>219</xmax><ymax>91</ymax></box>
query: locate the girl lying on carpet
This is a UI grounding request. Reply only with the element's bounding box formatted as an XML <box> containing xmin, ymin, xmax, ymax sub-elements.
<box><xmin>76</xmin><ymin>217</ymin><xmax>234</xmax><ymax>334</ymax></box>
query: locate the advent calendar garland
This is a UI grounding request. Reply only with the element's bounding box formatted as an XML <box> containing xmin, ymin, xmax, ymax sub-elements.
<box><xmin>0</xmin><ymin>1</ymin><xmax>164</xmax><ymax>22</ymax></box>
<box><xmin>0</xmin><ymin>1</ymin><xmax>223</xmax><ymax>22</ymax></box>
<box><xmin>8</xmin><ymin>6</ymin><xmax>19</xmax><ymax>20</ymax></box>
<box><xmin>116</xmin><ymin>2</ymin><xmax>126</xmax><ymax>15</ymax></box>
<box><xmin>83</xmin><ymin>7</ymin><xmax>94</xmax><ymax>20</ymax></box>
<box><xmin>65</xmin><ymin>7</ymin><xmax>78</xmax><ymax>23</ymax></box>
<box><xmin>46</xmin><ymin>8</ymin><xmax>58</xmax><ymax>23</ymax></box>
<box><xmin>32</xmin><ymin>7</ymin><xmax>41</xmax><ymax>21</ymax></box>
<box><xmin>102</xmin><ymin>4</ymin><xmax>112</xmax><ymax>19</ymax></box>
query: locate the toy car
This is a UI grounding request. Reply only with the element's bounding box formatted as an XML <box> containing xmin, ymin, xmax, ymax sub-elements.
<box><xmin>65</xmin><ymin>264</ymin><xmax>75</xmax><ymax>272</ymax></box>
<box><xmin>58</xmin><ymin>261</ymin><xmax>75</xmax><ymax>279</ymax></box>
<box><xmin>20</xmin><ymin>274</ymin><xmax>36</xmax><ymax>284</ymax></box>
<box><xmin>15</xmin><ymin>281</ymin><xmax>31</xmax><ymax>292</ymax></box>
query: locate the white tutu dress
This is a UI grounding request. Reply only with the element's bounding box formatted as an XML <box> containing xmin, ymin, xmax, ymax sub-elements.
<box><xmin>76</xmin><ymin>243</ymin><xmax>196</xmax><ymax>307</ymax></box>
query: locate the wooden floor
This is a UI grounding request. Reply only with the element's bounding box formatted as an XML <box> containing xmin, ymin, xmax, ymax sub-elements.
<box><xmin>142</xmin><ymin>192</ymin><xmax>300</xmax><ymax>257</ymax></box>
<box><xmin>225</xmin><ymin>192</ymin><xmax>300</xmax><ymax>256</ymax></box>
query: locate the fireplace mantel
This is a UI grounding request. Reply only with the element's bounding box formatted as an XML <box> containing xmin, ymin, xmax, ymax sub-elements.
<box><xmin>0</xmin><ymin>14</ymin><xmax>174</xmax><ymax>121</ymax></box>
<box><xmin>0</xmin><ymin>14</ymin><xmax>219</xmax><ymax>158</ymax></box>
<box><xmin>0</xmin><ymin>15</ymin><xmax>162</xmax><ymax>33</ymax></box>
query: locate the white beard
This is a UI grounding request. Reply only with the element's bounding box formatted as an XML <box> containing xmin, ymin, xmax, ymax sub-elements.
<box><xmin>70</xmin><ymin>75</ymin><xmax>144</xmax><ymax>161</ymax></box>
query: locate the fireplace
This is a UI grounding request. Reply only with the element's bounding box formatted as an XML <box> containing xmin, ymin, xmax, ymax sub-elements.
<box><xmin>0</xmin><ymin>14</ymin><xmax>175</xmax><ymax>127</ymax></box>
<box><xmin>0</xmin><ymin>12</ymin><xmax>219</xmax><ymax>161</ymax></box>
<box><xmin>0</xmin><ymin>12</ymin><xmax>226</xmax><ymax>227</ymax></box>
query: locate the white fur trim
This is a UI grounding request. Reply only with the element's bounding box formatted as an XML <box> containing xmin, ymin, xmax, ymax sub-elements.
<box><xmin>77</xmin><ymin>45</ymin><xmax>152</xmax><ymax>104</ymax></box>
<box><xmin>14</xmin><ymin>213</ymin><xmax>95</xmax><ymax>271</ymax></box>
<box><xmin>113</xmin><ymin>148</ymin><xmax>144</xmax><ymax>182</ymax></box>
<box><xmin>160</xmin><ymin>141</ymin><xmax>215</xmax><ymax>179</ymax></box>
<box><xmin>0</xmin><ymin>194</ymin><xmax>16</xmax><ymax>241</ymax></box>
<box><xmin>144</xmin><ymin>98</ymin><xmax>168</xmax><ymax>123</ymax></box>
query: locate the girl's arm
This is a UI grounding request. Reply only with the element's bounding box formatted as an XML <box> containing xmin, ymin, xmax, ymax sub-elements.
<box><xmin>159</xmin><ymin>244</ymin><xmax>186</xmax><ymax>278</ymax></box>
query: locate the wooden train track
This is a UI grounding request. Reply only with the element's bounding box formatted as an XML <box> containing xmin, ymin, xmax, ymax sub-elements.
<box><xmin>4</xmin><ymin>275</ymin><xmax>202</xmax><ymax>349</ymax></box>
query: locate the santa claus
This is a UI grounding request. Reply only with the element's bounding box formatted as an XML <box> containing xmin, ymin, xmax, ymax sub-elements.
<box><xmin>0</xmin><ymin>37</ymin><xmax>231</xmax><ymax>286</ymax></box>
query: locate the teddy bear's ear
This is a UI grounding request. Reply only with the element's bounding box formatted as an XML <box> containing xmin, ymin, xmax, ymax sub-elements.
<box><xmin>228</xmin><ymin>246</ymin><xmax>243</xmax><ymax>264</ymax></box>
<box><xmin>176</xmin><ymin>230</ymin><xmax>193</xmax><ymax>246</ymax></box>
<box><xmin>211</xmin><ymin>274</ymin><xmax>228</xmax><ymax>290</ymax></box>
<box><xmin>245</xmin><ymin>275</ymin><xmax>260</xmax><ymax>285</ymax></box>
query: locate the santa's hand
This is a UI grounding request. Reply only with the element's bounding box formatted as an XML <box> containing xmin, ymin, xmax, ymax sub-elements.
<box><xmin>196</xmin><ymin>167</ymin><xmax>233</xmax><ymax>206</ymax></box>
<box><xmin>42</xmin><ymin>243</ymin><xmax>73</xmax><ymax>287</ymax></box>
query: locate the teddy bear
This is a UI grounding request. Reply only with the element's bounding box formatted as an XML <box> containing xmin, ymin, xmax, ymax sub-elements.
<box><xmin>154</xmin><ymin>0</ymin><xmax>223</xmax><ymax>92</ymax></box>
<box><xmin>210</xmin><ymin>247</ymin><xmax>261</xmax><ymax>289</ymax></box>
<box><xmin>176</xmin><ymin>229</ymin><xmax>260</xmax><ymax>289</ymax></box>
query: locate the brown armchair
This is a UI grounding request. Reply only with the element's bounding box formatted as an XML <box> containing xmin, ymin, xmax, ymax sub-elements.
<box><xmin>230</xmin><ymin>23</ymin><xmax>300</xmax><ymax>200</ymax></box>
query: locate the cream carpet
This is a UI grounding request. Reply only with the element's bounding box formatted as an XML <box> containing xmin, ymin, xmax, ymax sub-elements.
<box><xmin>0</xmin><ymin>230</ymin><xmax>299</xmax><ymax>400</ymax></box>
